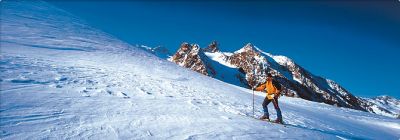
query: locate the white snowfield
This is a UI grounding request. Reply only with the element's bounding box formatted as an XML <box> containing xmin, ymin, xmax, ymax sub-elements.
<box><xmin>1</xmin><ymin>1</ymin><xmax>399</xmax><ymax>140</ymax></box>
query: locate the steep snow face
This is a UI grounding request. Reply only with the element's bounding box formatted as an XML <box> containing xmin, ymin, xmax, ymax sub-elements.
<box><xmin>204</xmin><ymin>52</ymin><xmax>237</xmax><ymax>68</ymax></box>
<box><xmin>1</xmin><ymin>1</ymin><xmax>400</xmax><ymax>139</ymax></box>
<box><xmin>266</xmin><ymin>55</ymin><xmax>303</xmax><ymax>84</ymax></box>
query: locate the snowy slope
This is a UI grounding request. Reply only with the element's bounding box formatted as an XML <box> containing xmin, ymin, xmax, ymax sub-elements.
<box><xmin>1</xmin><ymin>1</ymin><xmax>400</xmax><ymax>139</ymax></box>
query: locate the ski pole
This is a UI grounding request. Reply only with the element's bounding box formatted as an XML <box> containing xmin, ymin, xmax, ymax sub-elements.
<box><xmin>252</xmin><ymin>58</ymin><xmax>257</xmax><ymax>118</ymax></box>
<box><xmin>252</xmin><ymin>86</ymin><xmax>255</xmax><ymax>118</ymax></box>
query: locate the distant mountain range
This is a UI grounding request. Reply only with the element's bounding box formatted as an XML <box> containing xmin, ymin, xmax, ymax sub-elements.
<box><xmin>139</xmin><ymin>41</ymin><xmax>399</xmax><ymax>119</ymax></box>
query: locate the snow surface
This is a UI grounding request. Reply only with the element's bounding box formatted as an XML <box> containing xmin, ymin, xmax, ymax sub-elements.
<box><xmin>204</xmin><ymin>52</ymin><xmax>237</xmax><ymax>68</ymax></box>
<box><xmin>365</xmin><ymin>96</ymin><xmax>400</xmax><ymax>118</ymax></box>
<box><xmin>260</xmin><ymin>52</ymin><xmax>304</xmax><ymax>84</ymax></box>
<box><xmin>1</xmin><ymin>1</ymin><xmax>400</xmax><ymax>139</ymax></box>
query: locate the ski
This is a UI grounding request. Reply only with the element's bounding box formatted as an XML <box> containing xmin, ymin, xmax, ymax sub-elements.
<box><xmin>259</xmin><ymin>118</ymin><xmax>286</xmax><ymax>127</ymax></box>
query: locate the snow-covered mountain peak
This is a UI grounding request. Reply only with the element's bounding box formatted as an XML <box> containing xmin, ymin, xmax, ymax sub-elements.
<box><xmin>235</xmin><ymin>43</ymin><xmax>257</xmax><ymax>53</ymax></box>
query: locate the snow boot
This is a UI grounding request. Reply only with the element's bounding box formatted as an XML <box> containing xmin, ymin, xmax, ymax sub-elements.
<box><xmin>259</xmin><ymin>115</ymin><xmax>269</xmax><ymax>121</ymax></box>
<box><xmin>273</xmin><ymin>119</ymin><xmax>283</xmax><ymax>124</ymax></box>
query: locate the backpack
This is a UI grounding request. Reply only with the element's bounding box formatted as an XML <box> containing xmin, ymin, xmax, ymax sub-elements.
<box><xmin>272</xmin><ymin>79</ymin><xmax>282</xmax><ymax>91</ymax></box>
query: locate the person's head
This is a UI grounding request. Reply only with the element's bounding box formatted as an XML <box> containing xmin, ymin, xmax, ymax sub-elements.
<box><xmin>267</xmin><ymin>73</ymin><xmax>273</xmax><ymax>81</ymax></box>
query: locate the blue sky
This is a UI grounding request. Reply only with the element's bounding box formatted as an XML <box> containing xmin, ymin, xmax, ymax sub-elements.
<box><xmin>48</xmin><ymin>1</ymin><xmax>400</xmax><ymax>98</ymax></box>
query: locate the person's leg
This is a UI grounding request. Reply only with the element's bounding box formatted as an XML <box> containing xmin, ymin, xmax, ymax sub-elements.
<box><xmin>272</xmin><ymin>98</ymin><xmax>282</xmax><ymax>122</ymax></box>
<box><xmin>262</xmin><ymin>97</ymin><xmax>271</xmax><ymax>118</ymax></box>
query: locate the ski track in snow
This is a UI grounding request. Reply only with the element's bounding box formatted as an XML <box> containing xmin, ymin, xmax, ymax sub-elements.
<box><xmin>1</xmin><ymin>1</ymin><xmax>400</xmax><ymax>139</ymax></box>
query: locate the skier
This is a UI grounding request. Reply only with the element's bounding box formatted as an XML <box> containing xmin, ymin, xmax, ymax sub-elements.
<box><xmin>255</xmin><ymin>73</ymin><xmax>283</xmax><ymax>124</ymax></box>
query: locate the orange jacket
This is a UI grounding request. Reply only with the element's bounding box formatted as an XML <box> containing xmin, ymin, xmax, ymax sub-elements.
<box><xmin>255</xmin><ymin>80</ymin><xmax>280</xmax><ymax>99</ymax></box>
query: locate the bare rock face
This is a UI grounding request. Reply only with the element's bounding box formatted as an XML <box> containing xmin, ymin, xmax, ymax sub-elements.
<box><xmin>203</xmin><ymin>41</ymin><xmax>219</xmax><ymax>53</ymax></box>
<box><xmin>169</xmin><ymin>43</ymin><xmax>215</xmax><ymax>76</ymax></box>
<box><xmin>226</xmin><ymin>43</ymin><xmax>268</xmax><ymax>88</ymax></box>
<box><xmin>168</xmin><ymin>41</ymin><xmax>400</xmax><ymax>118</ymax></box>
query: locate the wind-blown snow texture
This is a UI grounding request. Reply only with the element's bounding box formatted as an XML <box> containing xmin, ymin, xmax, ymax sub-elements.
<box><xmin>0</xmin><ymin>1</ymin><xmax>399</xmax><ymax>139</ymax></box>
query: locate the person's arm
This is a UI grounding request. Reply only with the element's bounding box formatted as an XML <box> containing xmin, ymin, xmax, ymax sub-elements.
<box><xmin>255</xmin><ymin>83</ymin><xmax>265</xmax><ymax>91</ymax></box>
